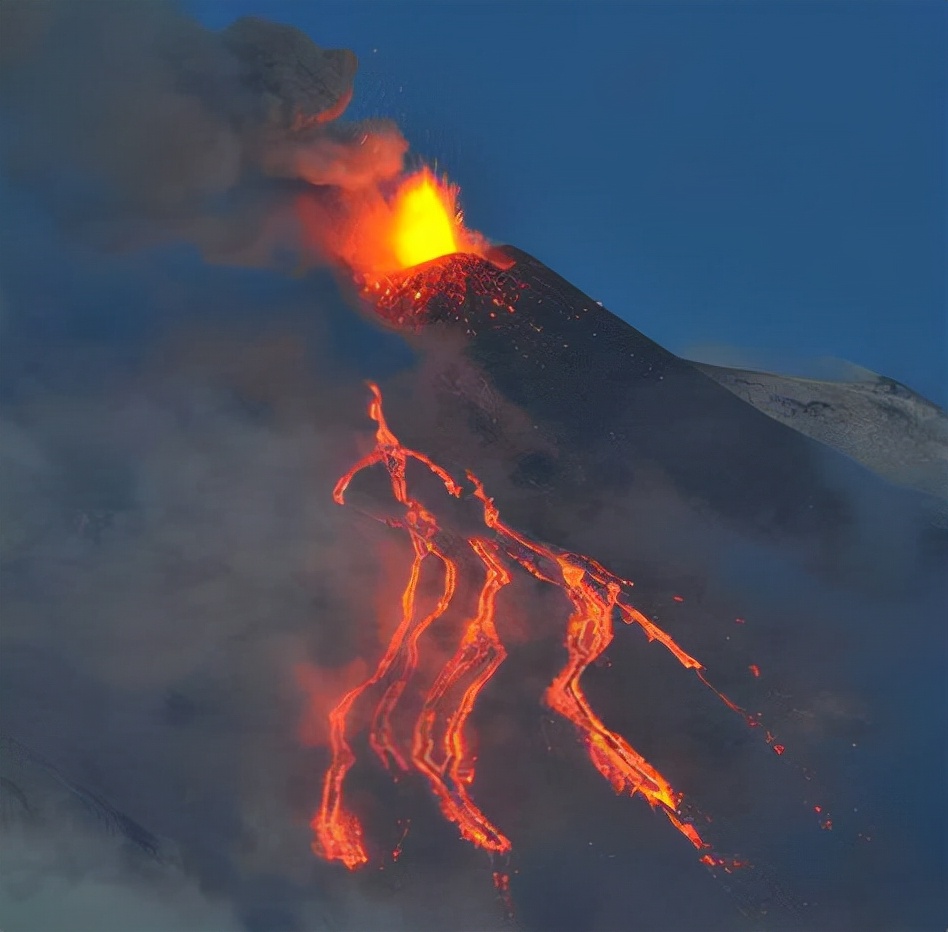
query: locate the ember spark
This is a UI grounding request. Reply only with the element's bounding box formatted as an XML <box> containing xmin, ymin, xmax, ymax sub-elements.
<box><xmin>310</xmin><ymin>383</ymin><xmax>760</xmax><ymax>878</ymax></box>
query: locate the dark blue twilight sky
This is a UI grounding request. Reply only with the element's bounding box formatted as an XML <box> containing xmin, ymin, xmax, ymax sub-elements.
<box><xmin>190</xmin><ymin>1</ymin><xmax>946</xmax><ymax>402</ymax></box>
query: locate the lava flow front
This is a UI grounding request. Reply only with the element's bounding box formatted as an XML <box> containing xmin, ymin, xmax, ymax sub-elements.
<box><xmin>310</xmin><ymin>383</ymin><xmax>756</xmax><ymax>882</ymax></box>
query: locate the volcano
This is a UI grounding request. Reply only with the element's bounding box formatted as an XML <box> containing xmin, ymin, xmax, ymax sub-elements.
<box><xmin>363</xmin><ymin>246</ymin><xmax>942</xmax><ymax>562</ymax></box>
<box><xmin>3</xmin><ymin>7</ymin><xmax>944</xmax><ymax>928</ymax></box>
<box><xmin>305</xmin><ymin>242</ymin><xmax>947</xmax><ymax>926</ymax></box>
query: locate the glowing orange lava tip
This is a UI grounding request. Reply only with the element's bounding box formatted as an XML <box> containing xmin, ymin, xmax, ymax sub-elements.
<box><xmin>311</xmin><ymin>383</ymin><xmax>765</xmax><ymax>880</ymax></box>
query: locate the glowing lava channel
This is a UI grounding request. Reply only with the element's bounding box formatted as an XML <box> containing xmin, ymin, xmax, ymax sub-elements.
<box><xmin>312</xmin><ymin>383</ymin><xmax>756</xmax><ymax>875</ymax></box>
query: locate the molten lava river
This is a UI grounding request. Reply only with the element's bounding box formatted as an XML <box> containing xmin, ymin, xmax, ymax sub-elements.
<box><xmin>308</xmin><ymin>384</ymin><xmax>785</xmax><ymax>895</ymax></box>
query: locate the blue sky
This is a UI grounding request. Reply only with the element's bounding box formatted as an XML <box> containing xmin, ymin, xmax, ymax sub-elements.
<box><xmin>189</xmin><ymin>1</ymin><xmax>946</xmax><ymax>404</ymax></box>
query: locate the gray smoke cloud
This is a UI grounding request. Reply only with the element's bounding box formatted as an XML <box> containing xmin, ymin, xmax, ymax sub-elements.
<box><xmin>0</xmin><ymin>3</ymin><xmax>458</xmax><ymax>928</ymax></box>
<box><xmin>0</xmin><ymin>264</ymin><xmax>431</xmax><ymax>929</ymax></box>
<box><xmin>0</xmin><ymin>1</ymin><xmax>407</xmax><ymax>263</ymax></box>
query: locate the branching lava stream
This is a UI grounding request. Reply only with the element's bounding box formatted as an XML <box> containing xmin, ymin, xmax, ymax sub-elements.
<box><xmin>311</xmin><ymin>383</ymin><xmax>763</xmax><ymax>892</ymax></box>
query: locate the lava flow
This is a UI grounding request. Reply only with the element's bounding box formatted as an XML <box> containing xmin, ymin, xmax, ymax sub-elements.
<box><xmin>310</xmin><ymin>383</ymin><xmax>759</xmax><ymax>880</ymax></box>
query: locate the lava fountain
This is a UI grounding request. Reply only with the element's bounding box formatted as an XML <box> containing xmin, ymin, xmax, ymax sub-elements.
<box><xmin>301</xmin><ymin>166</ymin><xmax>489</xmax><ymax>287</ymax></box>
<box><xmin>388</xmin><ymin>170</ymin><xmax>466</xmax><ymax>270</ymax></box>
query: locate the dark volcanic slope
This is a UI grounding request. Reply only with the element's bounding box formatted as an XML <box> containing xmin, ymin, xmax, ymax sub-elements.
<box><xmin>410</xmin><ymin>246</ymin><xmax>867</xmax><ymax>546</ymax></box>
<box><xmin>375</xmin><ymin>246</ymin><xmax>946</xmax><ymax>932</ymax></box>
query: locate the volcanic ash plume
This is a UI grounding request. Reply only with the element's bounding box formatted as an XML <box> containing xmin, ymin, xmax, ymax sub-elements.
<box><xmin>0</xmin><ymin>2</ymin><xmax>408</xmax><ymax>262</ymax></box>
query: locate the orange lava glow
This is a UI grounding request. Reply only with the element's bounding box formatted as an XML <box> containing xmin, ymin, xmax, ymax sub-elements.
<box><xmin>318</xmin><ymin>168</ymin><xmax>486</xmax><ymax>284</ymax></box>
<box><xmin>311</xmin><ymin>384</ymin><xmax>759</xmax><ymax>881</ymax></box>
<box><xmin>390</xmin><ymin>170</ymin><xmax>461</xmax><ymax>269</ymax></box>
